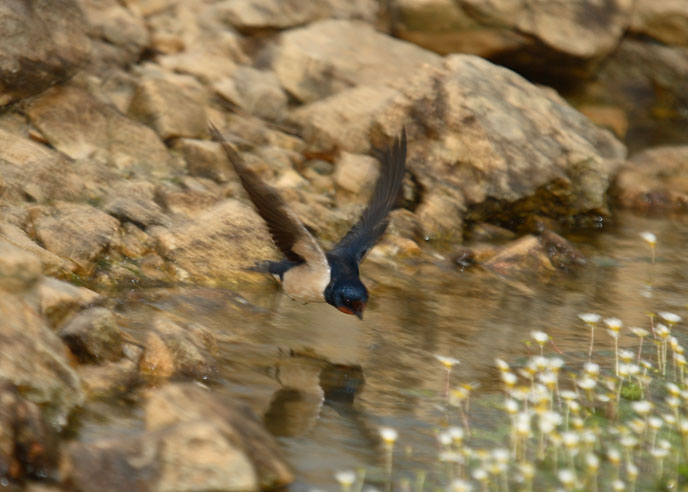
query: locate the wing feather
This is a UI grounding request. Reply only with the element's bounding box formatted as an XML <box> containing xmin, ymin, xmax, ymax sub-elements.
<box><xmin>330</xmin><ymin>128</ymin><xmax>407</xmax><ymax>263</ymax></box>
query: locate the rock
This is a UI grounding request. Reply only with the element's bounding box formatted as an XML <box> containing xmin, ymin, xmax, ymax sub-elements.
<box><xmin>0</xmin><ymin>0</ymin><xmax>90</xmax><ymax>106</ymax></box>
<box><xmin>37</xmin><ymin>277</ymin><xmax>101</xmax><ymax>329</ymax></box>
<box><xmin>296</xmin><ymin>55</ymin><xmax>625</xmax><ymax>238</ymax></box>
<box><xmin>483</xmin><ymin>234</ymin><xmax>557</xmax><ymax>283</ymax></box>
<box><xmin>214</xmin><ymin>66</ymin><xmax>288</xmax><ymax>121</ymax></box>
<box><xmin>613</xmin><ymin>146</ymin><xmax>688</xmax><ymax>210</ymax></box>
<box><xmin>540</xmin><ymin>229</ymin><xmax>586</xmax><ymax>270</ymax></box>
<box><xmin>151</xmin><ymin>199</ymin><xmax>279</xmax><ymax>286</ymax></box>
<box><xmin>119</xmin><ymin>223</ymin><xmax>153</xmax><ymax>259</ymax></box>
<box><xmin>174</xmin><ymin>138</ymin><xmax>234</xmax><ymax>183</ymax></box>
<box><xmin>0</xmin><ymin>222</ymin><xmax>71</xmax><ymax>276</ymax></box>
<box><xmin>0</xmin><ymin>128</ymin><xmax>89</xmax><ymax>203</ymax></box>
<box><xmin>630</xmin><ymin>0</ymin><xmax>688</xmax><ymax>46</ymax></box>
<box><xmin>217</xmin><ymin>0</ymin><xmax>378</xmax><ymax>32</ymax></box>
<box><xmin>144</xmin><ymin>384</ymin><xmax>293</xmax><ymax>489</ymax></box>
<box><xmin>62</xmin><ymin>384</ymin><xmax>293</xmax><ymax>491</ymax></box>
<box><xmin>573</xmin><ymin>39</ymin><xmax>688</xmax><ymax>152</ymax></box>
<box><xmin>26</xmin><ymin>86</ymin><xmax>172</xmax><ymax>175</ymax></box>
<box><xmin>0</xmin><ymin>383</ymin><xmax>58</xmax><ymax>481</ymax></box>
<box><xmin>78</xmin><ymin>0</ymin><xmax>150</xmax><ymax>70</ymax></box>
<box><xmin>334</xmin><ymin>152</ymin><xmax>378</xmax><ymax>194</ymax></box>
<box><xmin>291</xmin><ymin>84</ymin><xmax>400</xmax><ymax>153</ymax></box>
<box><xmin>394</xmin><ymin>0</ymin><xmax>632</xmax><ymax>78</ymax></box>
<box><xmin>0</xmin><ymin>240</ymin><xmax>42</xmax><ymax>291</ymax></box>
<box><xmin>154</xmin><ymin>179</ymin><xmax>223</xmax><ymax>218</ymax></box>
<box><xmin>272</xmin><ymin>19</ymin><xmax>441</xmax><ymax>103</ymax></box>
<box><xmin>127</xmin><ymin>76</ymin><xmax>209</xmax><ymax>140</ymax></box>
<box><xmin>0</xmin><ymin>290</ymin><xmax>84</xmax><ymax>428</ymax></box>
<box><xmin>32</xmin><ymin>202</ymin><xmax>121</xmax><ymax>274</ymax></box>
<box><xmin>577</xmin><ymin>105</ymin><xmax>629</xmax><ymax>139</ymax></box>
<box><xmin>467</xmin><ymin>223</ymin><xmax>516</xmax><ymax>242</ymax></box>
<box><xmin>58</xmin><ymin>307</ymin><xmax>124</xmax><ymax>363</ymax></box>
<box><xmin>138</xmin><ymin>331</ymin><xmax>175</xmax><ymax>380</ymax></box>
<box><xmin>77</xmin><ymin>358</ymin><xmax>139</xmax><ymax>399</ymax></box>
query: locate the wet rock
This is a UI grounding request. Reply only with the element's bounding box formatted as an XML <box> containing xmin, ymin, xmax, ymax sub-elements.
<box><xmin>334</xmin><ymin>152</ymin><xmax>378</xmax><ymax>194</ymax></box>
<box><xmin>214</xmin><ymin>66</ymin><xmax>288</xmax><ymax>121</ymax></box>
<box><xmin>273</xmin><ymin>19</ymin><xmax>441</xmax><ymax>103</ymax></box>
<box><xmin>127</xmin><ymin>76</ymin><xmax>209</xmax><ymax>140</ymax></box>
<box><xmin>79</xmin><ymin>0</ymin><xmax>149</xmax><ymax>70</ymax></box>
<box><xmin>119</xmin><ymin>223</ymin><xmax>153</xmax><ymax>259</ymax></box>
<box><xmin>483</xmin><ymin>234</ymin><xmax>556</xmax><ymax>282</ymax></box>
<box><xmin>32</xmin><ymin>202</ymin><xmax>121</xmax><ymax>274</ymax></box>
<box><xmin>467</xmin><ymin>223</ymin><xmax>516</xmax><ymax>242</ymax></box>
<box><xmin>62</xmin><ymin>384</ymin><xmax>293</xmax><ymax>491</ymax></box>
<box><xmin>0</xmin><ymin>383</ymin><xmax>58</xmax><ymax>481</ymax></box>
<box><xmin>173</xmin><ymin>138</ymin><xmax>233</xmax><ymax>183</ymax></box>
<box><xmin>540</xmin><ymin>229</ymin><xmax>586</xmax><ymax>270</ymax></box>
<box><xmin>151</xmin><ymin>199</ymin><xmax>279</xmax><ymax>286</ymax></box>
<box><xmin>0</xmin><ymin>222</ymin><xmax>70</xmax><ymax>276</ymax></box>
<box><xmin>613</xmin><ymin>146</ymin><xmax>688</xmax><ymax>210</ymax></box>
<box><xmin>138</xmin><ymin>331</ymin><xmax>175</xmax><ymax>380</ymax></box>
<box><xmin>394</xmin><ymin>0</ymin><xmax>632</xmax><ymax>78</ymax></box>
<box><xmin>37</xmin><ymin>277</ymin><xmax>100</xmax><ymax>329</ymax></box>
<box><xmin>0</xmin><ymin>0</ymin><xmax>90</xmax><ymax>106</ymax></box>
<box><xmin>26</xmin><ymin>86</ymin><xmax>172</xmax><ymax>175</ymax></box>
<box><xmin>0</xmin><ymin>240</ymin><xmax>42</xmax><ymax>291</ymax></box>
<box><xmin>416</xmin><ymin>192</ymin><xmax>465</xmax><ymax>241</ymax></box>
<box><xmin>58</xmin><ymin>307</ymin><xmax>124</xmax><ymax>364</ymax></box>
<box><xmin>0</xmin><ymin>290</ymin><xmax>84</xmax><ymax>428</ymax></box>
<box><xmin>630</xmin><ymin>0</ymin><xmax>688</xmax><ymax>46</ymax></box>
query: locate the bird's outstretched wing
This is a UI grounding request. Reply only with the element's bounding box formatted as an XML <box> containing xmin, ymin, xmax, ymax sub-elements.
<box><xmin>209</xmin><ymin>123</ymin><xmax>327</xmax><ymax>267</ymax></box>
<box><xmin>329</xmin><ymin>129</ymin><xmax>407</xmax><ymax>264</ymax></box>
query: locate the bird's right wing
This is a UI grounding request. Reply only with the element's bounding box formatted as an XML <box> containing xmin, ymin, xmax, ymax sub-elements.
<box><xmin>329</xmin><ymin>129</ymin><xmax>407</xmax><ymax>264</ymax></box>
<box><xmin>210</xmin><ymin>123</ymin><xmax>327</xmax><ymax>267</ymax></box>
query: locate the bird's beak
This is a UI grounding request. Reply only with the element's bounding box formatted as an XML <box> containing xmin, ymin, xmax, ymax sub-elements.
<box><xmin>352</xmin><ymin>301</ymin><xmax>365</xmax><ymax>320</ymax></box>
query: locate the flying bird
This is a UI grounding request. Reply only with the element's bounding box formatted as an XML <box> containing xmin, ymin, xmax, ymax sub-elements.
<box><xmin>210</xmin><ymin>124</ymin><xmax>407</xmax><ymax>319</ymax></box>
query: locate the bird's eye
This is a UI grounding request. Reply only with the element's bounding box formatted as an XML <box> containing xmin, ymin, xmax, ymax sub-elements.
<box><xmin>344</xmin><ymin>298</ymin><xmax>351</xmax><ymax>304</ymax></box>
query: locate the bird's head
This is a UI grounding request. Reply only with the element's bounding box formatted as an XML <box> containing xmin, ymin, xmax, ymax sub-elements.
<box><xmin>325</xmin><ymin>279</ymin><xmax>368</xmax><ymax>320</ymax></box>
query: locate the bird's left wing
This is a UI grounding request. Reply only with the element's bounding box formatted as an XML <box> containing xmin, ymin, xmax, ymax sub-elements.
<box><xmin>329</xmin><ymin>128</ymin><xmax>407</xmax><ymax>264</ymax></box>
<box><xmin>210</xmin><ymin>123</ymin><xmax>327</xmax><ymax>268</ymax></box>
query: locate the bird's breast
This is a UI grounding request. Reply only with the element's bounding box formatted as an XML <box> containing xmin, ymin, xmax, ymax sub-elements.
<box><xmin>281</xmin><ymin>263</ymin><xmax>331</xmax><ymax>303</ymax></box>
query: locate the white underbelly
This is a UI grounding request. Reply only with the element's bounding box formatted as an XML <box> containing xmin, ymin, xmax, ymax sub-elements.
<box><xmin>281</xmin><ymin>263</ymin><xmax>331</xmax><ymax>303</ymax></box>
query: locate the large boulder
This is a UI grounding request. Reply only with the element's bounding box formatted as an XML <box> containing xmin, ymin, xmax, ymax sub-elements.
<box><xmin>61</xmin><ymin>383</ymin><xmax>293</xmax><ymax>491</ymax></box>
<box><xmin>630</xmin><ymin>0</ymin><xmax>688</xmax><ymax>46</ymax></box>
<box><xmin>293</xmin><ymin>55</ymin><xmax>626</xmax><ymax>239</ymax></box>
<box><xmin>0</xmin><ymin>0</ymin><xmax>90</xmax><ymax>106</ymax></box>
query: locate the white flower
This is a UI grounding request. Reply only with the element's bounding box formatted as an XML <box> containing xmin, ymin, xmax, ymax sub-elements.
<box><xmin>618</xmin><ymin>350</ymin><xmax>634</xmax><ymax>363</ymax></box>
<box><xmin>562</xmin><ymin>431</ymin><xmax>579</xmax><ymax>448</ymax></box>
<box><xmin>379</xmin><ymin>427</ymin><xmax>398</xmax><ymax>445</ymax></box>
<box><xmin>495</xmin><ymin>358</ymin><xmax>510</xmax><ymax>372</ymax></box>
<box><xmin>659</xmin><ymin>311</ymin><xmax>681</xmax><ymax>324</ymax></box>
<box><xmin>334</xmin><ymin>470</ymin><xmax>356</xmax><ymax>487</ymax></box>
<box><xmin>604</xmin><ymin>318</ymin><xmax>623</xmax><ymax>332</ymax></box>
<box><xmin>577</xmin><ymin>377</ymin><xmax>597</xmax><ymax>390</ymax></box>
<box><xmin>656</xmin><ymin>324</ymin><xmax>670</xmax><ymax>338</ymax></box>
<box><xmin>492</xmin><ymin>448</ymin><xmax>510</xmax><ymax>464</ymax></box>
<box><xmin>515</xmin><ymin>412</ymin><xmax>532</xmax><ymax>436</ymax></box>
<box><xmin>448</xmin><ymin>426</ymin><xmax>464</xmax><ymax>442</ymax></box>
<box><xmin>502</xmin><ymin>372</ymin><xmax>517</xmax><ymax>386</ymax></box>
<box><xmin>437</xmin><ymin>431</ymin><xmax>452</xmax><ymax>446</ymax></box>
<box><xmin>560</xmin><ymin>390</ymin><xmax>578</xmax><ymax>401</ymax></box>
<box><xmin>538</xmin><ymin>411</ymin><xmax>562</xmax><ymax>434</ymax></box>
<box><xmin>578</xmin><ymin>313</ymin><xmax>601</xmax><ymax>324</ymax></box>
<box><xmin>434</xmin><ymin>354</ymin><xmax>460</xmax><ymax>368</ymax></box>
<box><xmin>504</xmin><ymin>399</ymin><xmax>519</xmax><ymax>414</ymax></box>
<box><xmin>640</xmin><ymin>231</ymin><xmax>656</xmax><ymax>245</ymax></box>
<box><xmin>450</xmin><ymin>479</ymin><xmax>473</xmax><ymax>492</ymax></box>
<box><xmin>648</xmin><ymin>417</ymin><xmax>663</xmax><ymax>430</ymax></box>
<box><xmin>631</xmin><ymin>400</ymin><xmax>653</xmax><ymax>415</ymax></box>
<box><xmin>585</xmin><ymin>453</ymin><xmax>599</xmax><ymax>470</ymax></box>
<box><xmin>666</xmin><ymin>382</ymin><xmax>681</xmax><ymax>396</ymax></box>
<box><xmin>584</xmin><ymin>362</ymin><xmax>600</xmax><ymax>376</ymax></box>
<box><xmin>558</xmin><ymin>469</ymin><xmax>577</xmax><ymax>487</ymax></box>
<box><xmin>472</xmin><ymin>468</ymin><xmax>488</xmax><ymax>481</ymax></box>
<box><xmin>630</xmin><ymin>327</ymin><xmax>649</xmax><ymax>338</ymax></box>
<box><xmin>612</xmin><ymin>479</ymin><xmax>626</xmax><ymax>491</ymax></box>
<box><xmin>531</xmin><ymin>331</ymin><xmax>549</xmax><ymax>344</ymax></box>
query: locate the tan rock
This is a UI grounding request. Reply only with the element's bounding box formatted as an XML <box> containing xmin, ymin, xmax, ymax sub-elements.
<box><xmin>630</xmin><ymin>0</ymin><xmax>688</xmax><ymax>46</ymax></box>
<box><xmin>483</xmin><ymin>234</ymin><xmax>556</xmax><ymax>282</ymax></box>
<box><xmin>58</xmin><ymin>307</ymin><xmax>124</xmax><ymax>363</ymax></box>
<box><xmin>334</xmin><ymin>152</ymin><xmax>378</xmax><ymax>194</ymax></box>
<box><xmin>128</xmin><ymin>76</ymin><xmax>209</xmax><ymax>139</ymax></box>
<box><xmin>174</xmin><ymin>138</ymin><xmax>233</xmax><ymax>182</ymax></box>
<box><xmin>151</xmin><ymin>199</ymin><xmax>279</xmax><ymax>286</ymax></box>
<box><xmin>0</xmin><ymin>0</ymin><xmax>90</xmax><ymax>106</ymax></box>
<box><xmin>139</xmin><ymin>331</ymin><xmax>175</xmax><ymax>380</ymax></box>
<box><xmin>273</xmin><ymin>19</ymin><xmax>441</xmax><ymax>103</ymax></box>
<box><xmin>26</xmin><ymin>86</ymin><xmax>172</xmax><ymax>175</ymax></box>
<box><xmin>0</xmin><ymin>222</ymin><xmax>70</xmax><ymax>276</ymax></box>
<box><xmin>32</xmin><ymin>202</ymin><xmax>121</xmax><ymax>274</ymax></box>
<box><xmin>214</xmin><ymin>66</ymin><xmax>288</xmax><ymax>121</ymax></box>
<box><xmin>0</xmin><ymin>240</ymin><xmax>42</xmax><ymax>291</ymax></box>
<box><xmin>614</xmin><ymin>146</ymin><xmax>688</xmax><ymax>210</ymax></box>
<box><xmin>77</xmin><ymin>358</ymin><xmax>139</xmax><ymax>399</ymax></box>
<box><xmin>37</xmin><ymin>277</ymin><xmax>100</xmax><ymax>328</ymax></box>
<box><xmin>103</xmin><ymin>180</ymin><xmax>168</xmax><ymax>228</ymax></box>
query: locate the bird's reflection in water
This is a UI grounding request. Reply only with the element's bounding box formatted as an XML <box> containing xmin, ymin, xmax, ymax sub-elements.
<box><xmin>264</xmin><ymin>363</ymin><xmax>365</xmax><ymax>437</ymax></box>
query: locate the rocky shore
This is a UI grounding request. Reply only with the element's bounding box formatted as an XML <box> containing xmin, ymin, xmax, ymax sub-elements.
<box><xmin>1</xmin><ymin>0</ymin><xmax>687</xmax><ymax>489</ymax></box>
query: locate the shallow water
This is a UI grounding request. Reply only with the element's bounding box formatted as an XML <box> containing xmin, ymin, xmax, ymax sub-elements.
<box><xmin>82</xmin><ymin>211</ymin><xmax>688</xmax><ymax>490</ymax></box>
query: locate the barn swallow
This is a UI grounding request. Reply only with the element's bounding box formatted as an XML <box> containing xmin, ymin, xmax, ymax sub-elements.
<box><xmin>209</xmin><ymin>124</ymin><xmax>407</xmax><ymax>319</ymax></box>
